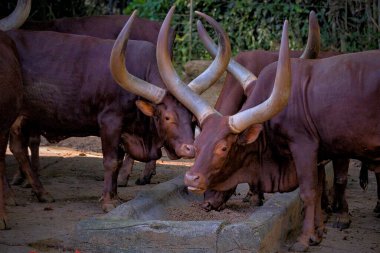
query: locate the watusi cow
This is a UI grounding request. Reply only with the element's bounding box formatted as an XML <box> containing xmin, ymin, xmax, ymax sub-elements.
<box><xmin>6</xmin><ymin>9</ymin><xmax>230</xmax><ymax>212</ymax></box>
<box><xmin>12</xmin><ymin>11</ymin><xmax>177</xmax><ymax>189</ymax></box>
<box><xmin>197</xmin><ymin>11</ymin><xmax>341</xmax><ymax>218</ymax></box>
<box><xmin>0</xmin><ymin>0</ymin><xmax>30</xmax><ymax>230</ymax></box>
<box><xmin>197</xmin><ymin>15</ymin><xmax>360</xmax><ymax>230</ymax></box>
<box><xmin>158</xmin><ymin>9</ymin><xmax>380</xmax><ymax>252</ymax></box>
<box><xmin>197</xmin><ymin>10</ymin><xmax>322</xmax><ymax>211</ymax></box>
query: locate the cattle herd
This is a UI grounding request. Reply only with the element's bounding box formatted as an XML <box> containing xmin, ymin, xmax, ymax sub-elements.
<box><xmin>0</xmin><ymin>1</ymin><xmax>379</xmax><ymax>252</ymax></box>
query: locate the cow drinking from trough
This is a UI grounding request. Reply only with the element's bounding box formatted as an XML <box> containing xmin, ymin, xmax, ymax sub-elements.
<box><xmin>158</xmin><ymin>9</ymin><xmax>380</xmax><ymax>252</ymax></box>
<box><xmin>196</xmin><ymin>12</ymin><xmax>355</xmax><ymax>229</ymax></box>
<box><xmin>0</xmin><ymin>0</ymin><xmax>31</xmax><ymax>230</ymax></box>
<box><xmin>6</xmin><ymin>10</ymin><xmax>230</xmax><ymax>212</ymax></box>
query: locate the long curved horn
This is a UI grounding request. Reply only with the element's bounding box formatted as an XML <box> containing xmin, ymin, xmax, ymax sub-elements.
<box><xmin>197</xmin><ymin>20</ymin><xmax>257</xmax><ymax>93</ymax></box>
<box><xmin>228</xmin><ymin>21</ymin><xmax>291</xmax><ymax>134</ymax></box>
<box><xmin>300</xmin><ymin>11</ymin><xmax>320</xmax><ymax>59</ymax></box>
<box><xmin>187</xmin><ymin>11</ymin><xmax>231</xmax><ymax>94</ymax></box>
<box><xmin>110</xmin><ymin>10</ymin><xmax>166</xmax><ymax>104</ymax></box>
<box><xmin>157</xmin><ymin>6</ymin><xmax>229</xmax><ymax>124</ymax></box>
<box><xmin>0</xmin><ymin>0</ymin><xmax>31</xmax><ymax>31</ymax></box>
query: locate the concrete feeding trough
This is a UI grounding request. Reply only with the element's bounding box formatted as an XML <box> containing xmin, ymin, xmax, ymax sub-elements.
<box><xmin>75</xmin><ymin>173</ymin><xmax>306</xmax><ymax>253</ymax></box>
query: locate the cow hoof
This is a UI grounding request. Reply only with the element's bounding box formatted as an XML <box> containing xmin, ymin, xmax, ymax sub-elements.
<box><xmin>11</xmin><ymin>172</ymin><xmax>24</xmax><ymax>186</ymax></box>
<box><xmin>117</xmin><ymin>177</ymin><xmax>129</xmax><ymax>187</ymax></box>
<box><xmin>21</xmin><ymin>179</ymin><xmax>31</xmax><ymax>188</ymax></box>
<box><xmin>35</xmin><ymin>192</ymin><xmax>55</xmax><ymax>203</ymax></box>
<box><xmin>309</xmin><ymin>234</ymin><xmax>322</xmax><ymax>246</ymax></box>
<box><xmin>102</xmin><ymin>203</ymin><xmax>116</xmax><ymax>212</ymax></box>
<box><xmin>135</xmin><ymin>176</ymin><xmax>151</xmax><ymax>185</ymax></box>
<box><xmin>332</xmin><ymin>214</ymin><xmax>351</xmax><ymax>229</ymax></box>
<box><xmin>0</xmin><ymin>216</ymin><xmax>8</xmax><ymax>230</ymax></box>
<box><xmin>201</xmin><ymin>201</ymin><xmax>213</xmax><ymax>212</ymax></box>
<box><xmin>242</xmin><ymin>193</ymin><xmax>263</xmax><ymax>206</ymax></box>
<box><xmin>373</xmin><ymin>201</ymin><xmax>380</xmax><ymax>213</ymax></box>
<box><xmin>289</xmin><ymin>241</ymin><xmax>309</xmax><ymax>252</ymax></box>
<box><xmin>5</xmin><ymin>195</ymin><xmax>17</xmax><ymax>206</ymax></box>
<box><xmin>101</xmin><ymin>198</ymin><xmax>122</xmax><ymax>213</ymax></box>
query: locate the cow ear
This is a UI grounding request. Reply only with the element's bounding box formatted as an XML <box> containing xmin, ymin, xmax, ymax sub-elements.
<box><xmin>237</xmin><ymin>124</ymin><xmax>263</xmax><ymax>145</ymax></box>
<box><xmin>136</xmin><ymin>100</ymin><xmax>155</xmax><ymax>117</ymax></box>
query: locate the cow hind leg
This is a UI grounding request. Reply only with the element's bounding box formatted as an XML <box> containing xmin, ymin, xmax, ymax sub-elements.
<box><xmin>135</xmin><ymin>160</ymin><xmax>156</xmax><ymax>185</ymax></box>
<box><xmin>331</xmin><ymin>159</ymin><xmax>351</xmax><ymax>229</ymax></box>
<box><xmin>9</xmin><ymin>129</ymin><xmax>54</xmax><ymax>203</ymax></box>
<box><xmin>374</xmin><ymin>172</ymin><xmax>380</xmax><ymax>213</ymax></box>
<box><xmin>289</xmin><ymin>142</ymin><xmax>320</xmax><ymax>252</ymax></box>
<box><xmin>117</xmin><ymin>155</ymin><xmax>134</xmax><ymax>187</ymax></box>
<box><xmin>315</xmin><ymin>165</ymin><xmax>326</xmax><ymax>238</ymax></box>
<box><xmin>19</xmin><ymin>133</ymin><xmax>41</xmax><ymax>189</ymax></box>
<box><xmin>0</xmin><ymin>132</ymin><xmax>9</xmax><ymax>229</ymax></box>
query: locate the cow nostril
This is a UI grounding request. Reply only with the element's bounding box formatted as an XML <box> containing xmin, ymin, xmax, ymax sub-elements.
<box><xmin>185</xmin><ymin>173</ymin><xmax>199</xmax><ymax>182</ymax></box>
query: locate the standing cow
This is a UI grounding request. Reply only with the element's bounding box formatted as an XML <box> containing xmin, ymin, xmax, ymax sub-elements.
<box><xmin>6</xmin><ymin>10</ymin><xmax>230</xmax><ymax>213</ymax></box>
<box><xmin>158</xmin><ymin>9</ymin><xmax>380</xmax><ymax>252</ymax></box>
<box><xmin>0</xmin><ymin>0</ymin><xmax>31</xmax><ymax>230</ymax></box>
<box><xmin>11</xmin><ymin>11</ymin><xmax>177</xmax><ymax>188</ymax></box>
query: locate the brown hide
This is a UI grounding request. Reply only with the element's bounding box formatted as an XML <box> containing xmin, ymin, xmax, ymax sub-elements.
<box><xmin>0</xmin><ymin>30</ymin><xmax>23</xmax><ymax>229</ymax></box>
<box><xmin>187</xmin><ymin>50</ymin><xmax>380</xmax><ymax>248</ymax></box>
<box><xmin>7</xmin><ymin>29</ymin><xmax>194</xmax><ymax>211</ymax></box>
<box><xmin>215</xmin><ymin>50</ymin><xmax>340</xmax><ymax>115</ymax></box>
<box><xmin>21</xmin><ymin>15</ymin><xmax>176</xmax><ymax>54</ymax></box>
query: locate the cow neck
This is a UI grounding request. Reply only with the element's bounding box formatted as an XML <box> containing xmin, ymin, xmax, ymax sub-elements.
<box><xmin>256</xmin><ymin>122</ymin><xmax>299</xmax><ymax>193</ymax></box>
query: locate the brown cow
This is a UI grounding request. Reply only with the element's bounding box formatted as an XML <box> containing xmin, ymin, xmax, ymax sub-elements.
<box><xmin>7</xmin><ymin>10</ymin><xmax>229</xmax><ymax>212</ymax></box>
<box><xmin>197</xmin><ymin>13</ymin><xmax>353</xmax><ymax>229</ymax></box>
<box><xmin>12</xmin><ymin>12</ymin><xmax>176</xmax><ymax>188</ymax></box>
<box><xmin>158</xmin><ymin>9</ymin><xmax>380</xmax><ymax>252</ymax></box>
<box><xmin>0</xmin><ymin>0</ymin><xmax>30</xmax><ymax>230</ymax></box>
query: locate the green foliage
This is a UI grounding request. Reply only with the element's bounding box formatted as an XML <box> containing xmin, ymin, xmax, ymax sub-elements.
<box><xmin>124</xmin><ymin>0</ymin><xmax>380</xmax><ymax>65</ymax></box>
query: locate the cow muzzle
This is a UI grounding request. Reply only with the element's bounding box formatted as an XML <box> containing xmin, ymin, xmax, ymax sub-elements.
<box><xmin>184</xmin><ymin>171</ymin><xmax>206</xmax><ymax>194</ymax></box>
<box><xmin>176</xmin><ymin>144</ymin><xmax>195</xmax><ymax>159</ymax></box>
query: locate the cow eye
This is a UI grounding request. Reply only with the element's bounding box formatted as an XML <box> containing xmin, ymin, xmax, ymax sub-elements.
<box><xmin>165</xmin><ymin>116</ymin><xmax>170</xmax><ymax>121</ymax></box>
<box><xmin>221</xmin><ymin>146</ymin><xmax>227</xmax><ymax>152</ymax></box>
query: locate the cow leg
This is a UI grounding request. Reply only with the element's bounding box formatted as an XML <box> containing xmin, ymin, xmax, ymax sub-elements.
<box><xmin>18</xmin><ymin>133</ymin><xmax>41</xmax><ymax>188</ymax></box>
<box><xmin>242</xmin><ymin>184</ymin><xmax>264</xmax><ymax>206</ymax></box>
<box><xmin>202</xmin><ymin>188</ymin><xmax>236</xmax><ymax>211</ymax></box>
<box><xmin>136</xmin><ymin>160</ymin><xmax>156</xmax><ymax>185</ymax></box>
<box><xmin>331</xmin><ymin>159</ymin><xmax>351</xmax><ymax>229</ymax></box>
<box><xmin>359</xmin><ymin>162</ymin><xmax>369</xmax><ymax>191</ymax></box>
<box><xmin>117</xmin><ymin>155</ymin><xmax>134</xmax><ymax>187</ymax></box>
<box><xmin>374</xmin><ymin>172</ymin><xmax>380</xmax><ymax>213</ymax></box>
<box><xmin>0</xmin><ymin>132</ymin><xmax>9</xmax><ymax>229</ymax></box>
<box><xmin>289</xmin><ymin>142</ymin><xmax>320</xmax><ymax>252</ymax></box>
<box><xmin>315</xmin><ymin>165</ymin><xmax>326</xmax><ymax>238</ymax></box>
<box><xmin>99</xmin><ymin>117</ymin><xmax>124</xmax><ymax>212</ymax></box>
<box><xmin>9</xmin><ymin>126</ymin><xmax>53</xmax><ymax>203</ymax></box>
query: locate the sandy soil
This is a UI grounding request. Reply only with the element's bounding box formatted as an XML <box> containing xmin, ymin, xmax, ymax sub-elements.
<box><xmin>0</xmin><ymin>146</ymin><xmax>190</xmax><ymax>253</ymax></box>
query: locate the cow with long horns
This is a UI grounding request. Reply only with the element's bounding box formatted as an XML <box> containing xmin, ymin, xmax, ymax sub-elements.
<box><xmin>196</xmin><ymin>12</ymin><xmax>354</xmax><ymax>229</ymax></box>
<box><xmin>157</xmin><ymin>7</ymin><xmax>380</xmax><ymax>252</ymax></box>
<box><xmin>6</xmin><ymin>10</ymin><xmax>230</xmax><ymax>212</ymax></box>
<box><xmin>0</xmin><ymin>0</ymin><xmax>30</xmax><ymax>230</ymax></box>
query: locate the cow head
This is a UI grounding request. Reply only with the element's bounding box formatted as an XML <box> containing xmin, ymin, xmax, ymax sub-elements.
<box><xmin>161</xmin><ymin>17</ymin><xmax>291</xmax><ymax>193</ymax></box>
<box><xmin>0</xmin><ymin>0</ymin><xmax>31</xmax><ymax>31</ymax></box>
<box><xmin>110</xmin><ymin>9</ymin><xmax>230</xmax><ymax>160</ymax></box>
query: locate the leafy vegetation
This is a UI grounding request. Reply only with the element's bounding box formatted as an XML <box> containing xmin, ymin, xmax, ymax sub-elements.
<box><xmin>124</xmin><ymin>0</ymin><xmax>380</xmax><ymax>64</ymax></box>
<box><xmin>1</xmin><ymin>0</ymin><xmax>379</xmax><ymax>65</ymax></box>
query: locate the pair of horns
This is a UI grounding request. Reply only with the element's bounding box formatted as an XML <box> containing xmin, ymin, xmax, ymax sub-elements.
<box><xmin>110</xmin><ymin>6</ymin><xmax>230</xmax><ymax>112</ymax></box>
<box><xmin>0</xmin><ymin>0</ymin><xmax>31</xmax><ymax>31</ymax></box>
<box><xmin>157</xmin><ymin>7</ymin><xmax>291</xmax><ymax>133</ymax></box>
<box><xmin>197</xmin><ymin>11</ymin><xmax>319</xmax><ymax>95</ymax></box>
